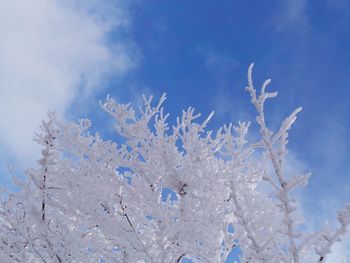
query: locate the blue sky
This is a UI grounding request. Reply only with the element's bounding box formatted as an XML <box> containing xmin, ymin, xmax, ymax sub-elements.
<box><xmin>0</xmin><ymin>0</ymin><xmax>349</xmax><ymax>261</ymax></box>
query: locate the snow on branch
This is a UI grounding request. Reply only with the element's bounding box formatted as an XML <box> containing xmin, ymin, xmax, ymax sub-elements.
<box><xmin>0</xmin><ymin>65</ymin><xmax>348</xmax><ymax>262</ymax></box>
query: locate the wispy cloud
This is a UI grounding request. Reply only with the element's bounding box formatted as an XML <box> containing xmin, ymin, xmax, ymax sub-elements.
<box><xmin>327</xmin><ymin>237</ymin><xmax>350</xmax><ymax>262</ymax></box>
<box><xmin>326</xmin><ymin>0</ymin><xmax>348</xmax><ymax>9</ymax></box>
<box><xmin>273</xmin><ymin>0</ymin><xmax>309</xmax><ymax>33</ymax></box>
<box><xmin>297</xmin><ymin>118</ymin><xmax>350</xmax><ymax>261</ymax></box>
<box><xmin>0</xmin><ymin>0</ymin><xmax>137</xmax><ymax>168</ymax></box>
<box><xmin>198</xmin><ymin>48</ymin><xmax>239</xmax><ymax>79</ymax></box>
<box><xmin>301</xmin><ymin>194</ymin><xmax>350</xmax><ymax>262</ymax></box>
<box><xmin>196</xmin><ymin>48</ymin><xmax>243</xmax><ymax>124</ymax></box>
<box><xmin>204</xmin><ymin>52</ymin><xmax>238</xmax><ymax>74</ymax></box>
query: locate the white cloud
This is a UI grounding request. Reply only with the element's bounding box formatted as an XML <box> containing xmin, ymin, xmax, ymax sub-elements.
<box><xmin>0</xmin><ymin>0</ymin><xmax>137</xmax><ymax>168</ymax></box>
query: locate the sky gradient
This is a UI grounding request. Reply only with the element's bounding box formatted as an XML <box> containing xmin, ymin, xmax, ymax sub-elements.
<box><xmin>0</xmin><ymin>0</ymin><xmax>349</xmax><ymax>261</ymax></box>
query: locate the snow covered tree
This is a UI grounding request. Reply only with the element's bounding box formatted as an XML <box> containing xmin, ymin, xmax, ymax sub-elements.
<box><xmin>0</xmin><ymin>64</ymin><xmax>349</xmax><ymax>262</ymax></box>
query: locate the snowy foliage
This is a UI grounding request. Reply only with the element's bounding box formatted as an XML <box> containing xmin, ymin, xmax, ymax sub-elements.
<box><xmin>0</xmin><ymin>65</ymin><xmax>349</xmax><ymax>262</ymax></box>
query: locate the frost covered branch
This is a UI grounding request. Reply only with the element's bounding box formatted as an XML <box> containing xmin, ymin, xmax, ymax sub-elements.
<box><xmin>0</xmin><ymin>65</ymin><xmax>348</xmax><ymax>262</ymax></box>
